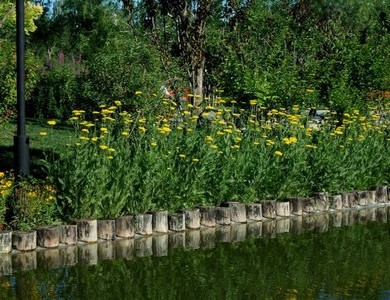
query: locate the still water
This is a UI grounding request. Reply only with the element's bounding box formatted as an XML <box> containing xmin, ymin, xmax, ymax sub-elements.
<box><xmin>1</xmin><ymin>208</ymin><xmax>390</xmax><ymax>300</ymax></box>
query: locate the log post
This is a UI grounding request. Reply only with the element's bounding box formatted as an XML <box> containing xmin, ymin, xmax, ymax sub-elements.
<box><xmin>0</xmin><ymin>231</ymin><xmax>12</xmax><ymax>254</ymax></box>
<box><xmin>246</xmin><ymin>203</ymin><xmax>262</xmax><ymax>221</ymax></box>
<box><xmin>215</xmin><ymin>207</ymin><xmax>231</xmax><ymax>225</ymax></box>
<box><xmin>37</xmin><ymin>248</ymin><xmax>60</xmax><ymax>269</ymax></box>
<box><xmin>276</xmin><ymin>201</ymin><xmax>290</xmax><ymax>217</ymax></box>
<box><xmin>135</xmin><ymin>236</ymin><xmax>153</xmax><ymax>257</ymax></box>
<box><xmin>183</xmin><ymin>208</ymin><xmax>200</xmax><ymax>229</ymax></box>
<box><xmin>78</xmin><ymin>243</ymin><xmax>98</xmax><ymax>265</ymax></box>
<box><xmin>59</xmin><ymin>245</ymin><xmax>78</xmax><ymax>266</ymax></box>
<box><xmin>115</xmin><ymin>215</ymin><xmax>135</xmax><ymax>238</ymax></box>
<box><xmin>199</xmin><ymin>206</ymin><xmax>216</xmax><ymax>227</ymax></box>
<box><xmin>60</xmin><ymin>225</ymin><xmax>77</xmax><ymax>245</ymax></box>
<box><xmin>312</xmin><ymin>192</ymin><xmax>329</xmax><ymax>212</ymax></box>
<box><xmin>375</xmin><ymin>186</ymin><xmax>388</xmax><ymax>203</ymax></box>
<box><xmin>331</xmin><ymin>195</ymin><xmax>343</xmax><ymax>210</ymax></box>
<box><xmin>36</xmin><ymin>226</ymin><xmax>60</xmax><ymax>248</ymax></box>
<box><xmin>261</xmin><ymin>200</ymin><xmax>276</xmax><ymax>219</ymax></box>
<box><xmin>97</xmin><ymin>220</ymin><xmax>116</xmax><ymax>240</ymax></box>
<box><xmin>76</xmin><ymin>219</ymin><xmax>98</xmax><ymax>243</ymax></box>
<box><xmin>98</xmin><ymin>241</ymin><xmax>115</xmax><ymax>260</ymax></box>
<box><xmin>221</xmin><ymin>202</ymin><xmax>246</xmax><ymax>223</ymax></box>
<box><xmin>302</xmin><ymin>198</ymin><xmax>316</xmax><ymax>214</ymax></box>
<box><xmin>115</xmin><ymin>239</ymin><xmax>134</xmax><ymax>260</ymax></box>
<box><xmin>168</xmin><ymin>213</ymin><xmax>185</xmax><ymax>232</ymax></box>
<box><xmin>357</xmin><ymin>191</ymin><xmax>368</xmax><ymax>206</ymax></box>
<box><xmin>186</xmin><ymin>230</ymin><xmax>201</xmax><ymax>249</ymax></box>
<box><xmin>276</xmin><ymin>218</ymin><xmax>290</xmax><ymax>234</ymax></box>
<box><xmin>135</xmin><ymin>214</ymin><xmax>153</xmax><ymax>236</ymax></box>
<box><xmin>289</xmin><ymin>197</ymin><xmax>303</xmax><ymax>216</ymax></box>
<box><xmin>12</xmin><ymin>230</ymin><xmax>36</xmax><ymax>251</ymax></box>
<box><xmin>152</xmin><ymin>211</ymin><xmax>168</xmax><ymax>233</ymax></box>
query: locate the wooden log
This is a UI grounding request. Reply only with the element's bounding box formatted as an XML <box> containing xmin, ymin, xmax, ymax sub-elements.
<box><xmin>357</xmin><ymin>191</ymin><xmax>368</xmax><ymax>206</ymax></box>
<box><xmin>168</xmin><ymin>212</ymin><xmax>185</xmax><ymax>232</ymax></box>
<box><xmin>98</xmin><ymin>241</ymin><xmax>115</xmax><ymax>260</ymax></box>
<box><xmin>183</xmin><ymin>208</ymin><xmax>200</xmax><ymax>229</ymax></box>
<box><xmin>152</xmin><ymin>210</ymin><xmax>168</xmax><ymax>233</ymax></box>
<box><xmin>200</xmin><ymin>227</ymin><xmax>216</xmax><ymax>248</ymax></box>
<box><xmin>347</xmin><ymin>192</ymin><xmax>358</xmax><ymax>208</ymax></box>
<box><xmin>153</xmin><ymin>234</ymin><xmax>168</xmax><ymax>257</ymax></box>
<box><xmin>135</xmin><ymin>236</ymin><xmax>153</xmax><ymax>257</ymax></box>
<box><xmin>12</xmin><ymin>230</ymin><xmax>37</xmax><ymax>251</ymax></box>
<box><xmin>302</xmin><ymin>198</ymin><xmax>316</xmax><ymax>214</ymax></box>
<box><xmin>115</xmin><ymin>215</ymin><xmax>135</xmax><ymax>238</ymax></box>
<box><xmin>12</xmin><ymin>251</ymin><xmax>37</xmax><ymax>271</ymax></box>
<box><xmin>246</xmin><ymin>203</ymin><xmax>262</xmax><ymax>221</ymax></box>
<box><xmin>97</xmin><ymin>219</ymin><xmax>116</xmax><ymax>240</ymax></box>
<box><xmin>76</xmin><ymin>219</ymin><xmax>98</xmax><ymax>243</ymax></box>
<box><xmin>289</xmin><ymin>197</ymin><xmax>303</xmax><ymax>216</ymax></box>
<box><xmin>36</xmin><ymin>226</ymin><xmax>60</xmax><ymax>248</ymax></box>
<box><xmin>276</xmin><ymin>201</ymin><xmax>290</xmax><ymax>217</ymax></box>
<box><xmin>199</xmin><ymin>206</ymin><xmax>216</xmax><ymax>227</ymax></box>
<box><xmin>0</xmin><ymin>255</ymin><xmax>12</xmax><ymax>276</ymax></box>
<box><xmin>59</xmin><ymin>245</ymin><xmax>78</xmax><ymax>266</ymax></box>
<box><xmin>215</xmin><ymin>225</ymin><xmax>231</xmax><ymax>243</ymax></box>
<box><xmin>341</xmin><ymin>192</ymin><xmax>350</xmax><ymax>209</ymax></box>
<box><xmin>247</xmin><ymin>222</ymin><xmax>262</xmax><ymax>238</ymax></box>
<box><xmin>186</xmin><ymin>230</ymin><xmax>200</xmax><ymax>249</ymax></box>
<box><xmin>367</xmin><ymin>190</ymin><xmax>376</xmax><ymax>205</ymax></box>
<box><xmin>135</xmin><ymin>214</ymin><xmax>153</xmax><ymax>235</ymax></box>
<box><xmin>261</xmin><ymin>200</ymin><xmax>276</xmax><ymax>219</ymax></box>
<box><xmin>331</xmin><ymin>195</ymin><xmax>343</xmax><ymax>210</ymax></box>
<box><xmin>276</xmin><ymin>218</ymin><xmax>290</xmax><ymax>234</ymax></box>
<box><xmin>0</xmin><ymin>231</ymin><xmax>12</xmax><ymax>254</ymax></box>
<box><xmin>312</xmin><ymin>192</ymin><xmax>329</xmax><ymax>212</ymax></box>
<box><xmin>375</xmin><ymin>186</ymin><xmax>388</xmax><ymax>203</ymax></box>
<box><xmin>60</xmin><ymin>225</ymin><xmax>77</xmax><ymax>245</ymax></box>
<box><xmin>115</xmin><ymin>239</ymin><xmax>134</xmax><ymax>260</ymax></box>
<box><xmin>78</xmin><ymin>243</ymin><xmax>98</xmax><ymax>265</ymax></box>
<box><xmin>37</xmin><ymin>248</ymin><xmax>60</xmax><ymax>269</ymax></box>
<box><xmin>358</xmin><ymin>209</ymin><xmax>367</xmax><ymax>223</ymax></box>
<box><xmin>215</xmin><ymin>207</ymin><xmax>231</xmax><ymax>225</ymax></box>
<box><xmin>221</xmin><ymin>202</ymin><xmax>246</xmax><ymax>223</ymax></box>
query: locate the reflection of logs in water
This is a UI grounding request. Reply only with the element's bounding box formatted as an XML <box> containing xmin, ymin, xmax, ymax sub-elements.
<box><xmin>5</xmin><ymin>206</ymin><xmax>390</xmax><ymax>275</ymax></box>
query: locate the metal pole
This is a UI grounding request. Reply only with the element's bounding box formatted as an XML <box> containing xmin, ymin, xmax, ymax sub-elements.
<box><xmin>14</xmin><ymin>0</ymin><xmax>30</xmax><ymax>178</ymax></box>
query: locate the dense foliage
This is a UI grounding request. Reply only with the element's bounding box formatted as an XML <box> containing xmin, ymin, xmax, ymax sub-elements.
<box><xmin>1</xmin><ymin>0</ymin><xmax>390</xmax><ymax>227</ymax></box>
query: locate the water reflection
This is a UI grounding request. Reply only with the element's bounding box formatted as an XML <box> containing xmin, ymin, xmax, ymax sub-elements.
<box><xmin>0</xmin><ymin>206</ymin><xmax>390</xmax><ymax>299</ymax></box>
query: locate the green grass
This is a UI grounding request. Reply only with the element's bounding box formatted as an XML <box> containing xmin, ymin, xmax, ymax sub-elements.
<box><xmin>0</xmin><ymin>119</ymin><xmax>76</xmax><ymax>175</ymax></box>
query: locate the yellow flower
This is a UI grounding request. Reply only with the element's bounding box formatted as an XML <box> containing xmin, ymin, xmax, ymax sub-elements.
<box><xmin>100</xmin><ymin>127</ymin><xmax>108</xmax><ymax>133</ymax></box>
<box><xmin>79</xmin><ymin>136</ymin><xmax>89</xmax><ymax>141</ymax></box>
<box><xmin>81</xmin><ymin>128</ymin><xmax>89</xmax><ymax>133</ymax></box>
<box><xmin>266</xmin><ymin>139</ymin><xmax>275</xmax><ymax>146</ymax></box>
<box><xmin>151</xmin><ymin>142</ymin><xmax>157</xmax><ymax>147</ymax></box>
<box><xmin>135</xmin><ymin>91</ymin><xmax>143</xmax><ymax>95</ymax></box>
<box><xmin>210</xmin><ymin>144</ymin><xmax>218</xmax><ymax>149</ymax></box>
<box><xmin>249</xmin><ymin>99</ymin><xmax>257</xmax><ymax>106</ymax></box>
<box><xmin>192</xmin><ymin>158</ymin><xmax>199</xmax><ymax>162</ymax></box>
<box><xmin>274</xmin><ymin>150</ymin><xmax>283</xmax><ymax>157</ymax></box>
<box><xmin>205</xmin><ymin>136</ymin><xmax>213</xmax><ymax>143</ymax></box>
<box><xmin>114</xmin><ymin>100</ymin><xmax>122</xmax><ymax>106</ymax></box>
<box><xmin>47</xmin><ymin>120</ymin><xmax>57</xmax><ymax>126</ymax></box>
<box><xmin>179</xmin><ymin>154</ymin><xmax>186</xmax><ymax>158</ymax></box>
<box><xmin>122</xmin><ymin>131</ymin><xmax>129</xmax><ymax>136</ymax></box>
<box><xmin>138</xmin><ymin>126</ymin><xmax>147</xmax><ymax>133</ymax></box>
<box><xmin>157</xmin><ymin>126</ymin><xmax>171</xmax><ymax>134</ymax></box>
<box><xmin>306</xmin><ymin>89</ymin><xmax>315</xmax><ymax>93</ymax></box>
<box><xmin>139</xmin><ymin>118</ymin><xmax>147</xmax><ymax>123</ymax></box>
<box><xmin>91</xmin><ymin>137</ymin><xmax>98</xmax><ymax>142</ymax></box>
<box><xmin>99</xmin><ymin>145</ymin><xmax>108</xmax><ymax>150</ymax></box>
<box><xmin>107</xmin><ymin>156</ymin><xmax>114</xmax><ymax>160</ymax></box>
<box><xmin>69</xmin><ymin>116</ymin><xmax>79</xmax><ymax>121</ymax></box>
<box><xmin>108</xmin><ymin>148</ymin><xmax>116</xmax><ymax>152</ymax></box>
<box><xmin>0</xmin><ymin>172</ymin><xmax>4</xmax><ymax>178</ymax></box>
<box><xmin>39</xmin><ymin>131</ymin><xmax>47</xmax><ymax>136</ymax></box>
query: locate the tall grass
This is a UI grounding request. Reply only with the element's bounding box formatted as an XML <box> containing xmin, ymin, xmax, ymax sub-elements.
<box><xmin>42</xmin><ymin>95</ymin><xmax>390</xmax><ymax>220</ymax></box>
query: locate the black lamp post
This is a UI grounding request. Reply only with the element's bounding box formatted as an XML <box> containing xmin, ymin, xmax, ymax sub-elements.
<box><xmin>14</xmin><ymin>0</ymin><xmax>30</xmax><ymax>178</ymax></box>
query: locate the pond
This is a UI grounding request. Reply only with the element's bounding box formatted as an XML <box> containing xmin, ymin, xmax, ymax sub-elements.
<box><xmin>1</xmin><ymin>208</ymin><xmax>390</xmax><ymax>299</ymax></box>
